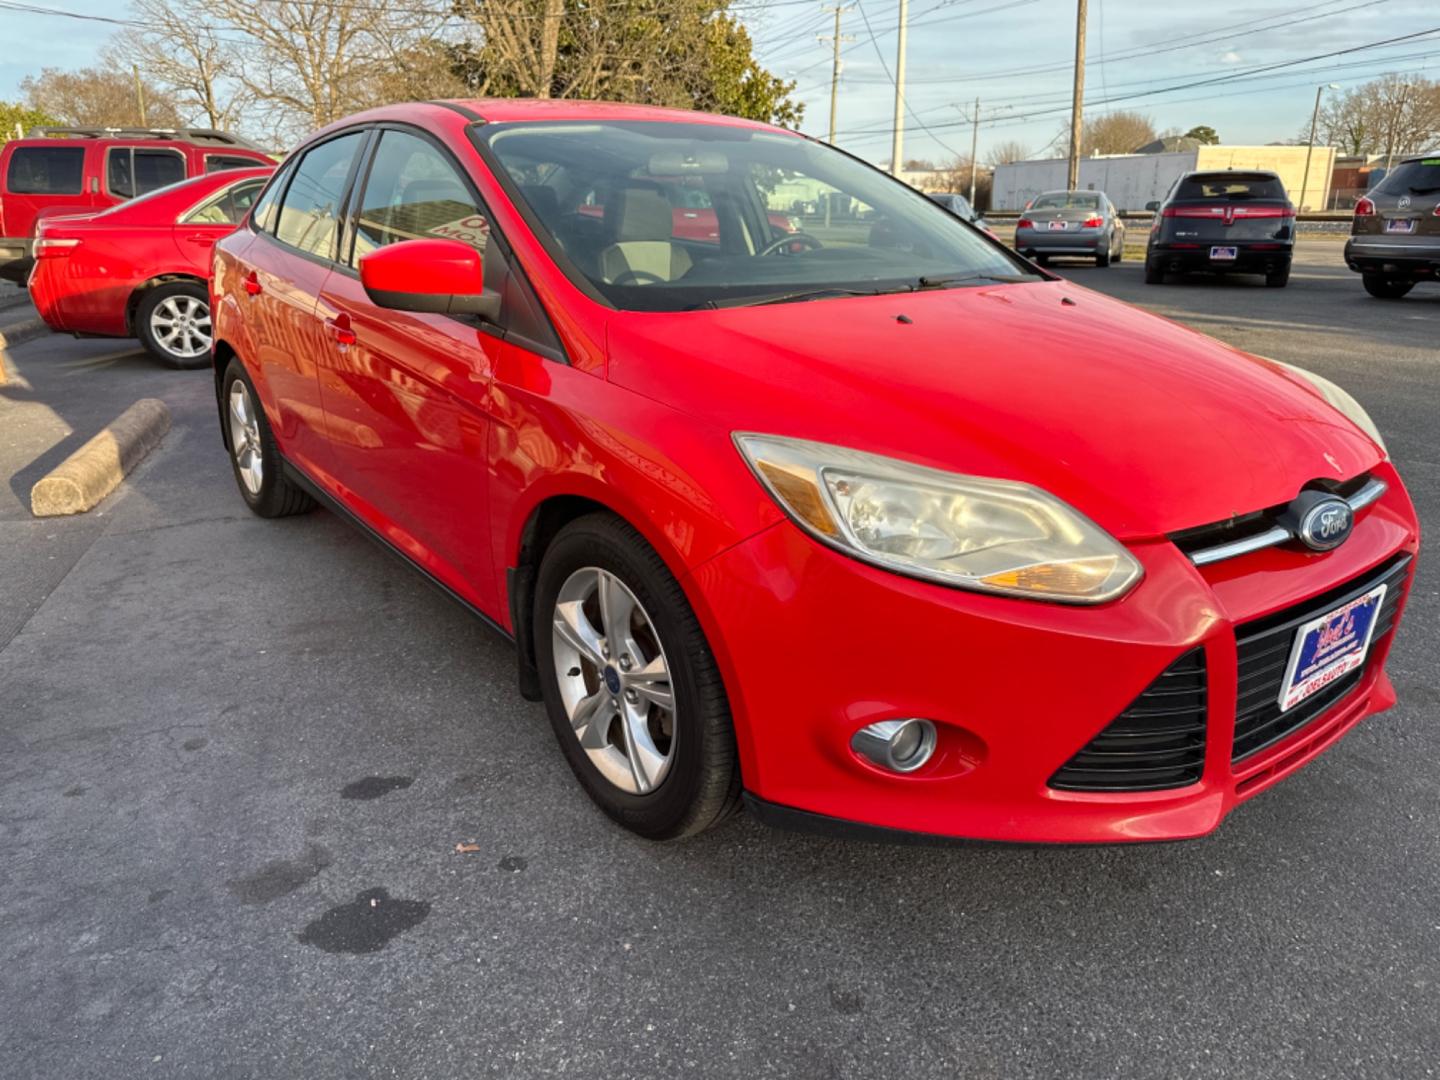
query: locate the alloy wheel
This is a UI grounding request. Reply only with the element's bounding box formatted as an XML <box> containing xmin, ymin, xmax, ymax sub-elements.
<box><xmin>550</xmin><ymin>567</ymin><xmax>676</xmax><ymax>795</ymax></box>
<box><xmin>227</xmin><ymin>381</ymin><xmax>264</xmax><ymax>495</ymax></box>
<box><xmin>150</xmin><ymin>294</ymin><xmax>212</xmax><ymax>360</ymax></box>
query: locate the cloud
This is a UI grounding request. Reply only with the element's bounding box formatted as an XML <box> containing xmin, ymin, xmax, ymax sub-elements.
<box><xmin>1220</xmin><ymin>50</ymin><xmax>1242</xmax><ymax>64</ymax></box>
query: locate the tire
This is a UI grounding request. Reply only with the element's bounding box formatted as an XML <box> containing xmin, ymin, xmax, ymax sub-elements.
<box><xmin>534</xmin><ymin>512</ymin><xmax>740</xmax><ymax>840</ymax></box>
<box><xmin>1144</xmin><ymin>257</ymin><xmax>1164</xmax><ymax>284</ymax></box>
<box><xmin>1096</xmin><ymin>241</ymin><xmax>1112</xmax><ymax>268</ymax></box>
<box><xmin>1033</xmin><ymin>254</ymin><xmax>1049</xmax><ymax>267</ymax></box>
<box><xmin>136</xmin><ymin>281</ymin><xmax>212</xmax><ymax>369</ymax></box>
<box><xmin>1362</xmin><ymin>273</ymin><xmax>1414</xmax><ymax>299</ymax></box>
<box><xmin>221</xmin><ymin>358</ymin><xmax>316</xmax><ymax>518</ymax></box>
<box><xmin>1265</xmin><ymin>266</ymin><xmax>1291</xmax><ymax>288</ymax></box>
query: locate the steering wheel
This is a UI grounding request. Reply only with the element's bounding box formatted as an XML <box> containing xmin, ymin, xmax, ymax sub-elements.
<box><xmin>758</xmin><ymin>232</ymin><xmax>823</xmax><ymax>257</ymax></box>
<box><xmin>610</xmin><ymin>269</ymin><xmax>668</xmax><ymax>287</ymax></box>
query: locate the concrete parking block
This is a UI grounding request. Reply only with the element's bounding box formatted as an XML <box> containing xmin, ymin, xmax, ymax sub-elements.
<box><xmin>0</xmin><ymin>316</ymin><xmax>47</xmax><ymax>351</ymax></box>
<box><xmin>29</xmin><ymin>397</ymin><xmax>171</xmax><ymax>517</ymax></box>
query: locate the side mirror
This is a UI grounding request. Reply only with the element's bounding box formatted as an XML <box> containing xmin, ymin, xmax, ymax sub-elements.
<box><xmin>359</xmin><ymin>238</ymin><xmax>501</xmax><ymax>322</ymax></box>
<box><xmin>1144</xmin><ymin>201</ymin><xmax>1160</xmax><ymax>212</ymax></box>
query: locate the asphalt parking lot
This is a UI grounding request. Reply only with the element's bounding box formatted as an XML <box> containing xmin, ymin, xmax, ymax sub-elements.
<box><xmin>2</xmin><ymin>246</ymin><xmax>1437</xmax><ymax>1079</ymax></box>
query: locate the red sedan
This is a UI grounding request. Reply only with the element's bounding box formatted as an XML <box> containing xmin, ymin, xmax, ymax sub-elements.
<box><xmin>29</xmin><ymin>166</ymin><xmax>273</xmax><ymax>367</ymax></box>
<box><xmin>212</xmin><ymin>101</ymin><xmax>1417</xmax><ymax>844</ymax></box>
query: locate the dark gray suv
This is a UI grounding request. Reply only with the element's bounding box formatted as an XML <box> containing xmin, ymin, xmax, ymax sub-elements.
<box><xmin>1344</xmin><ymin>153</ymin><xmax>1440</xmax><ymax>299</ymax></box>
<box><xmin>1144</xmin><ymin>170</ymin><xmax>1294</xmax><ymax>287</ymax></box>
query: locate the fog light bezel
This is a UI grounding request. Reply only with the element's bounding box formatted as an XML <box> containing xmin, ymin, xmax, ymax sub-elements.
<box><xmin>851</xmin><ymin>718</ymin><xmax>937</xmax><ymax>774</ymax></box>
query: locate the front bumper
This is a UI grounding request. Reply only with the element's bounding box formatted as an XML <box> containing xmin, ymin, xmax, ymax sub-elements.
<box><xmin>1344</xmin><ymin>237</ymin><xmax>1440</xmax><ymax>277</ymax></box>
<box><xmin>0</xmin><ymin>237</ymin><xmax>33</xmax><ymax>285</ymax></box>
<box><xmin>1148</xmin><ymin>243</ymin><xmax>1291</xmax><ymax>275</ymax></box>
<box><xmin>689</xmin><ymin>463</ymin><xmax>1418</xmax><ymax>844</ymax></box>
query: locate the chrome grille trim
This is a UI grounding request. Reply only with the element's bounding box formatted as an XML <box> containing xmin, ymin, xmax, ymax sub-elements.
<box><xmin>1188</xmin><ymin>478</ymin><xmax>1387</xmax><ymax>567</ymax></box>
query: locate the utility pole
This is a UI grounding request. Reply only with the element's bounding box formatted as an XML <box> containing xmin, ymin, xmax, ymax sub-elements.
<box><xmin>1383</xmin><ymin>82</ymin><xmax>1412</xmax><ymax>173</ymax></box>
<box><xmin>1299</xmin><ymin>83</ymin><xmax>1339</xmax><ymax>212</ymax></box>
<box><xmin>819</xmin><ymin>4</ymin><xmax>853</xmax><ymax>146</ymax></box>
<box><xmin>968</xmin><ymin>96</ymin><xmax>981</xmax><ymax>204</ymax></box>
<box><xmin>890</xmin><ymin>0</ymin><xmax>909</xmax><ymax>176</ymax></box>
<box><xmin>1066</xmin><ymin>0</ymin><xmax>1087</xmax><ymax>191</ymax></box>
<box><xmin>132</xmin><ymin>64</ymin><xmax>147</xmax><ymax>127</ymax></box>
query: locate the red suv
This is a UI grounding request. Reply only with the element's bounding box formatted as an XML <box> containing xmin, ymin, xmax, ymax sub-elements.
<box><xmin>213</xmin><ymin>101</ymin><xmax>1417</xmax><ymax>844</ymax></box>
<box><xmin>0</xmin><ymin>126</ymin><xmax>274</xmax><ymax>284</ymax></box>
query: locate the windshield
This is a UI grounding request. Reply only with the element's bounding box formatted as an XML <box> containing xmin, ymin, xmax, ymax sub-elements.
<box><xmin>477</xmin><ymin>120</ymin><xmax>1037</xmax><ymax>311</ymax></box>
<box><xmin>1375</xmin><ymin>159</ymin><xmax>1440</xmax><ymax>196</ymax></box>
<box><xmin>1031</xmin><ymin>192</ymin><xmax>1100</xmax><ymax>210</ymax></box>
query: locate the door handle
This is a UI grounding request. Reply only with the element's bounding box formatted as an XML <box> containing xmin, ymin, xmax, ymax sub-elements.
<box><xmin>325</xmin><ymin>315</ymin><xmax>356</xmax><ymax>346</ymax></box>
<box><xmin>185</xmin><ymin>233</ymin><xmax>216</xmax><ymax>244</ymax></box>
<box><xmin>243</xmin><ymin>271</ymin><xmax>262</xmax><ymax>297</ymax></box>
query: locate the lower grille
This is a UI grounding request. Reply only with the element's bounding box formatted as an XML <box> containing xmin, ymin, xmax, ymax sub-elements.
<box><xmin>1232</xmin><ymin>554</ymin><xmax>1411</xmax><ymax>762</ymax></box>
<box><xmin>1050</xmin><ymin>649</ymin><xmax>1207</xmax><ymax>792</ymax></box>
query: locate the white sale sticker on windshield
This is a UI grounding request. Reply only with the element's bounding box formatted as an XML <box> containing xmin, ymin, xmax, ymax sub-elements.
<box><xmin>429</xmin><ymin>214</ymin><xmax>491</xmax><ymax>247</ymax></box>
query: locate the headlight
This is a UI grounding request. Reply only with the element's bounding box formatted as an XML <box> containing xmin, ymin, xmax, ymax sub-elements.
<box><xmin>735</xmin><ymin>434</ymin><xmax>1144</xmax><ymax>604</ymax></box>
<box><xmin>1275</xmin><ymin>361</ymin><xmax>1387</xmax><ymax>455</ymax></box>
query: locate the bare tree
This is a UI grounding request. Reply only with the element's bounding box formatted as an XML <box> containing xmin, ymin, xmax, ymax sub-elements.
<box><xmin>1049</xmin><ymin>110</ymin><xmax>1156</xmax><ymax>156</ymax></box>
<box><xmin>1310</xmin><ymin>76</ymin><xmax>1440</xmax><ymax>158</ymax></box>
<box><xmin>106</xmin><ymin>0</ymin><xmax>249</xmax><ymax>129</ymax></box>
<box><xmin>985</xmin><ymin>139</ymin><xmax>1030</xmax><ymax>167</ymax></box>
<box><xmin>20</xmin><ymin>66</ymin><xmax>183</xmax><ymax>128</ymax></box>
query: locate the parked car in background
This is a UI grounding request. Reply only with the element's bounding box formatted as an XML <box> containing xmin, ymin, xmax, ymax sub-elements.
<box><xmin>575</xmin><ymin>179</ymin><xmax>801</xmax><ymax>244</ymax></box>
<box><xmin>0</xmin><ymin>126</ymin><xmax>274</xmax><ymax>284</ymax></box>
<box><xmin>1144</xmin><ymin>170</ymin><xmax>1294</xmax><ymax>287</ymax></box>
<box><xmin>212</xmin><ymin>100</ymin><xmax>1414</xmax><ymax>846</ymax></box>
<box><xmin>28</xmin><ymin>166</ymin><xmax>273</xmax><ymax>367</ymax></box>
<box><xmin>1014</xmin><ymin>190</ymin><xmax>1124</xmax><ymax>266</ymax></box>
<box><xmin>927</xmin><ymin>192</ymin><xmax>989</xmax><ymax>231</ymax></box>
<box><xmin>1344</xmin><ymin>153</ymin><xmax>1440</xmax><ymax>299</ymax></box>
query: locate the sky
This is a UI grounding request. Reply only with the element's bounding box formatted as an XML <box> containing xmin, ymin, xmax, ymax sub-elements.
<box><xmin>1</xmin><ymin>0</ymin><xmax>1438</xmax><ymax>166</ymax></box>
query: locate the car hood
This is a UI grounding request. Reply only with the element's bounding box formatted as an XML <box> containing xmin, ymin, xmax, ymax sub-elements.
<box><xmin>605</xmin><ymin>279</ymin><xmax>1384</xmax><ymax>540</ymax></box>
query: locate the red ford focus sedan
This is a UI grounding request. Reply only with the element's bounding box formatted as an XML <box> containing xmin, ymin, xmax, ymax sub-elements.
<box><xmin>211</xmin><ymin>100</ymin><xmax>1418</xmax><ymax>844</ymax></box>
<box><xmin>29</xmin><ymin>166</ymin><xmax>273</xmax><ymax>367</ymax></box>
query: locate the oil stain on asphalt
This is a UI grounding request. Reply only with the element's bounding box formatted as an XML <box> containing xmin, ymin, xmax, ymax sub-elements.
<box><xmin>298</xmin><ymin>888</ymin><xmax>430</xmax><ymax>954</ymax></box>
<box><xmin>227</xmin><ymin>844</ymin><xmax>333</xmax><ymax>905</ymax></box>
<box><xmin>340</xmin><ymin>775</ymin><xmax>414</xmax><ymax>800</ymax></box>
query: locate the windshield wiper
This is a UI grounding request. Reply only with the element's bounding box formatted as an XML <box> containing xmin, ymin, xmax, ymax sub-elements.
<box><xmin>704</xmin><ymin>286</ymin><xmax>905</xmax><ymax>309</ymax></box>
<box><xmin>916</xmin><ymin>272</ymin><xmax>1034</xmax><ymax>289</ymax></box>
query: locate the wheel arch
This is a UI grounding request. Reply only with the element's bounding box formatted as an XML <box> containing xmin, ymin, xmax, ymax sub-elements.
<box><xmin>125</xmin><ymin>273</ymin><xmax>207</xmax><ymax>336</ymax></box>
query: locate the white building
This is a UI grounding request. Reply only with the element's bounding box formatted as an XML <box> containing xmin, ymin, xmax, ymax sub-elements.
<box><xmin>991</xmin><ymin>145</ymin><xmax>1337</xmax><ymax>212</ymax></box>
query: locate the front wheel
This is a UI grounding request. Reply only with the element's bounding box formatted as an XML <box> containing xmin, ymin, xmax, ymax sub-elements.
<box><xmin>534</xmin><ymin>513</ymin><xmax>740</xmax><ymax>839</ymax></box>
<box><xmin>136</xmin><ymin>281</ymin><xmax>212</xmax><ymax>369</ymax></box>
<box><xmin>1362</xmin><ymin>273</ymin><xmax>1414</xmax><ymax>299</ymax></box>
<box><xmin>221</xmin><ymin>358</ymin><xmax>316</xmax><ymax>518</ymax></box>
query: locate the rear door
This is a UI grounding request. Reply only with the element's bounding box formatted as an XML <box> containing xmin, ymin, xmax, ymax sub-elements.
<box><xmin>240</xmin><ymin>130</ymin><xmax>370</xmax><ymax>478</ymax></box>
<box><xmin>1163</xmin><ymin>173</ymin><xmax>1293</xmax><ymax>245</ymax></box>
<box><xmin>316</xmin><ymin>126</ymin><xmax>506</xmax><ymax>610</ymax></box>
<box><xmin>172</xmin><ymin>174</ymin><xmax>269</xmax><ymax>272</ymax></box>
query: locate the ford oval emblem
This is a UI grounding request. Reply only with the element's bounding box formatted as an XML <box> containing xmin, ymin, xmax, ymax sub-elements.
<box><xmin>1298</xmin><ymin>497</ymin><xmax>1353</xmax><ymax>551</ymax></box>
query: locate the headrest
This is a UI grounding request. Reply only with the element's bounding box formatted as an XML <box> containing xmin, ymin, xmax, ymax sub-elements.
<box><xmin>606</xmin><ymin>187</ymin><xmax>673</xmax><ymax>242</ymax></box>
<box><xmin>521</xmin><ymin>184</ymin><xmax>560</xmax><ymax>220</ymax></box>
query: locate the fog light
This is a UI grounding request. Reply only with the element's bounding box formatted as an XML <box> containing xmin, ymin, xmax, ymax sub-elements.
<box><xmin>851</xmin><ymin>719</ymin><xmax>936</xmax><ymax>774</ymax></box>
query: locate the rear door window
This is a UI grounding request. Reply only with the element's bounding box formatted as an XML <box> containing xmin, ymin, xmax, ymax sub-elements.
<box><xmin>107</xmin><ymin>148</ymin><xmax>185</xmax><ymax>198</ymax></box>
<box><xmin>1375</xmin><ymin>160</ymin><xmax>1440</xmax><ymax>197</ymax></box>
<box><xmin>206</xmin><ymin>154</ymin><xmax>263</xmax><ymax>173</ymax></box>
<box><xmin>274</xmin><ymin>131</ymin><xmax>366</xmax><ymax>259</ymax></box>
<box><xmin>5</xmin><ymin>146</ymin><xmax>85</xmax><ymax>195</ymax></box>
<box><xmin>1175</xmin><ymin>175</ymin><xmax>1286</xmax><ymax>201</ymax></box>
<box><xmin>183</xmin><ymin>178</ymin><xmax>269</xmax><ymax>225</ymax></box>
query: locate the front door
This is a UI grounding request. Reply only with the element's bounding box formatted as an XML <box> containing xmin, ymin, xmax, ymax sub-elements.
<box><xmin>316</xmin><ymin>127</ymin><xmax>503</xmax><ymax>612</ymax></box>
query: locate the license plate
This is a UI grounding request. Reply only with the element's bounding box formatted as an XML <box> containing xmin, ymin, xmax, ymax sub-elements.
<box><xmin>1385</xmin><ymin>219</ymin><xmax>1416</xmax><ymax>234</ymax></box>
<box><xmin>1048</xmin><ymin>220</ymin><xmax>1068</xmax><ymax>231</ymax></box>
<box><xmin>1277</xmin><ymin>585</ymin><xmax>1387</xmax><ymax>712</ymax></box>
<box><xmin>1210</xmin><ymin>245</ymin><xmax>1238</xmax><ymax>260</ymax></box>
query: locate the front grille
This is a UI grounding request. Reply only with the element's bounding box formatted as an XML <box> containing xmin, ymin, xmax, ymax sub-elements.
<box><xmin>1170</xmin><ymin>473</ymin><xmax>1374</xmax><ymax>562</ymax></box>
<box><xmin>1050</xmin><ymin>649</ymin><xmax>1207</xmax><ymax>792</ymax></box>
<box><xmin>1232</xmin><ymin>554</ymin><xmax>1411</xmax><ymax>762</ymax></box>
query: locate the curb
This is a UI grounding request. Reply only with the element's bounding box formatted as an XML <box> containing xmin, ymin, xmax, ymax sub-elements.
<box><xmin>0</xmin><ymin>317</ymin><xmax>47</xmax><ymax>351</ymax></box>
<box><xmin>30</xmin><ymin>398</ymin><xmax>172</xmax><ymax>517</ymax></box>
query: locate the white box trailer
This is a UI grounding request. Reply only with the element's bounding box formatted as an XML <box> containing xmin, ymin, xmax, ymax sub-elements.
<box><xmin>991</xmin><ymin>146</ymin><xmax>1337</xmax><ymax>212</ymax></box>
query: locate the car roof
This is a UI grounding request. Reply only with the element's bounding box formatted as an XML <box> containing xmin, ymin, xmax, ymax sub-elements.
<box><xmin>1182</xmin><ymin>169</ymin><xmax>1280</xmax><ymax>180</ymax></box>
<box><xmin>1396</xmin><ymin>151</ymin><xmax>1440</xmax><ymax>164</ymax></box>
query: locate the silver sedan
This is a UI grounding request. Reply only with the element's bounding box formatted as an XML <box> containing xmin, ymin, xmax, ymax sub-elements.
<box><xmin>1014</xmin><ymin>190</ymin><xmax>1125</xmax><ymax>267</ymax></box>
